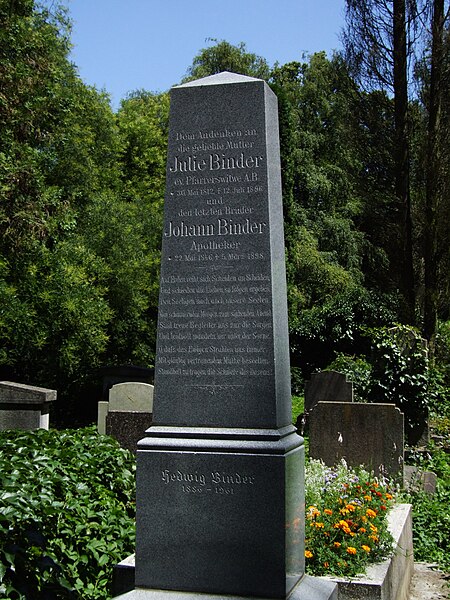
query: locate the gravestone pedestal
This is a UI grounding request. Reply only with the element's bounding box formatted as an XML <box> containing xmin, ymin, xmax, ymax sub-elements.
<box><xmin>114</xmin><ymin>72</ymin><xmax>336</xmax><ymax>600</ymax></box>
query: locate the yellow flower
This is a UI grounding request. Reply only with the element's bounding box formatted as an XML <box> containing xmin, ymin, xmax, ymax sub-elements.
<box><xmin>333</xmin><ymin>541</ymin><xmax>341</xmax><ymax>548</ymax></box>
<box><xmin>366</xmin><ymin>508</ymin><xmax>377</xmax><ymax>518</ymax></box>
<box><xmin>308</xmin><ymin>506</ymin><xmax>321</xmax><ymax>518</ymax></box>
<box><xmin>315</xmin><ymin>522</ymin><xmax>325</xmax><ymax>529</ymax></box>
<box><xmin>364</xmin><ymin>495</ymin><xmax>372</xmax><ymax>501</ymax></box>
<box><xmin>385</xmin><ymin>493</ymin><xmax>393</xmax><ymax>500</ymax></box>
<box><xmin>347</xmin><ymin>547</ymin><xmax>357</xmax><ymax>555</ymax></box>
<box><xmin>305</xmin><ymin>550</ymin><xmax>313</xmax><ymax>559</ymax></box>
<box><xmin>346</xmin><ymin>504</ymin><xmax>356</xmax><ymax>512</ymax></box>
<box><xmin>362</xmin><ymin>545</ymin><xmax>371</xmax><ymax>553</ymax></box>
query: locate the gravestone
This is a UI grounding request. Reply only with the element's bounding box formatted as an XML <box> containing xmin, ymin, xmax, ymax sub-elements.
<box><xmin>104</xmin><ymin>383</ymin><xmax>154</xmax><ymax>452</ymax></box>
<box><xmin>115</xmin><ymin>72</ymin><xmax>336</xmax><ymax>600</ymax></box>
<box><xmin>304</xmin><ymin>370</ymin><xmax>353</xmax><ymax>415</ymax></box>
<box><xmin>0</xmin><ymin>381</ymin><xmax>56</xmax><ymax>431</ymax></box>
<box><xmin>309</xmin><ymin>401</ymin><xmax>404</xmax><ymax>481</ymax></box>
<box><xmin>99</xmin><ymin>365</ymin><xmax>154</xmax><ymax>402</ymax></box>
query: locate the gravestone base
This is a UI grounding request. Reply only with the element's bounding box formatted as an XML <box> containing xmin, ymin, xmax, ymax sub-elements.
<box><xmin>113</xmin><ymin>575</ymin><xmax>338</xmax><ymax>600</ymax></box>
<box><xmin>135</xmin><ymin>426</ymin><xmax>305</xmax><ymax>599</ymax></box>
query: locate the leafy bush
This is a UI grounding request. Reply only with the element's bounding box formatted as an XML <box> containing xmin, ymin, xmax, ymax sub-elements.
<box><xmin>0</xmin><ymin>427</ymin><xmax>135</xmax><ymax>599</ymax></box>
<box><xmin>326</xmin><ymin>325</ymin><xmax>431</xmax><ymax>445</ymax></box>
<box><xmin>305</xmin><ymin>460</ymin><xmax>395</xmax><ymax>577</ymax></box>
<box><xmin>404</xmin><ymin>446</ymin><xmax>450</xmax><ymax>572</ymax></box>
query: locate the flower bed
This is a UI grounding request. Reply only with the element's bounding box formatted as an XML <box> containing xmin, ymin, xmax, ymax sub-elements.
<box><xmin>305</xmin><ymin>459</ymin><xmax>396</xmax><ymax>578</ymax></box>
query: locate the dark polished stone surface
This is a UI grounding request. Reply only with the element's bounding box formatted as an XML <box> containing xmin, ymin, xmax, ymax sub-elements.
<box><xmin>133</xmin><ymin>73</ymin><xmax>307</xmax><ymax>600</ymax></box>
<box><xmin>152</xmin><ymin>72</ymin><xmax>291</xmax><ymax>431</ymax></box>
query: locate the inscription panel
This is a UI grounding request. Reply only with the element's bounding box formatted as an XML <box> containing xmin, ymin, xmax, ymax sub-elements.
<box><xmin>154</xmin><ymin>82</ymin><xmax>278</xmax><ymax>427</ymax></box>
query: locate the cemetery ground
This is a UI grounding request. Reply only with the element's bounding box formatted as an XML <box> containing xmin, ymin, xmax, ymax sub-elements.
<box><xmin>0</xmin><ymin>409</ymin><xmax>449</xmax><ymax>599</ymax></box>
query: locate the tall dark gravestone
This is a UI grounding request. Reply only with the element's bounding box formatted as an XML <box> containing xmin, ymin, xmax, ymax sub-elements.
<box><xmin>116</xmin><ymin>73</ymin><xmax>337</xmax><ymax>600</ymax></box>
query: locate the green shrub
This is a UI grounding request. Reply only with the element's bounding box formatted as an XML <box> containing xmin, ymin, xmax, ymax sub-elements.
<box><xmin>327</xmin><ymin>325</ymin><xmax>431</xmax><ymax>445</ymax></box>
<box><xmin>0</xmin><ymin>427</ymin><xmax>135</xmax><ymax>599</ymax></box>
<box><xmin>404</xmin><ymin>446</ymin><xmax>450</xmax><ymax>572</ymax></box>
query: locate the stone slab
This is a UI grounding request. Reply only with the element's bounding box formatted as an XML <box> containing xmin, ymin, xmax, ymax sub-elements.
<box><xmin>0</xmin><ymin>381</ymin><xmax>57</xmax><ymax>404</ymax></box>
<box><xmin>113</xmin><ymin>574</ymin><xmax>337</xmax><ymax>600</ymax></box>
<box><xmin>404</xmin><ymin>466</ymin><xmax>437</xmax><ymax>494</ymax></box>
<box><xmin>0</xmin><ymin>381</ymin><xmax>56</xmax><ymax>431</ymax></box>
<box><xmin>0</xmin><ymin>406</ymin><xmax>43</xmax><ymax>430</ymax></box>
<box><xmin>109</xmin><ymin>382</ymin><xmax>154</xmax><ymax>413</ymax></box>
<box><xmin>135</xmin><ymin>433</ymin><xmax>304</xmax><ymax>598</ymax></box>
<box><xmin>309</xmin><ymin>402</ymin><xmax>404</xmax><ymax>480</ymax></box>
<box><xmin>106</xmin><ymin>412</ymin><xmax>153</xmax><ymax>452</ymax></box>
<box><xmin>304</xmin><ymin>371</ymin><xmax>353</xmax><ymax>416</ymax></box>
<box><xmin>97</xmin><ymin>400</ymin><xmax>109</xmax><ymax>435</ymax></box>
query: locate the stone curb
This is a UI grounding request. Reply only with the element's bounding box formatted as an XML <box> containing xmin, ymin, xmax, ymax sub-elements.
<box><xmin>321</xmin><ymin>504</ymin><xmax>413</xmax><ymax>600</ymax></box>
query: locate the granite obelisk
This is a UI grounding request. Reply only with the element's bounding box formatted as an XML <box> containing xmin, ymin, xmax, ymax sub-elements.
<box><xmin>115</xmin><ymin>72</ymin><xmax>337</xmax><ymax>600</ymax></box>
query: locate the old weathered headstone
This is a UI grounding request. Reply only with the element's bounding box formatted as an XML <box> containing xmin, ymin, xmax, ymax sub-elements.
<box><xmin>304</xmin><ymin>370</ymin><xmax>353</xmax><ymax>415</ymax></box>
<box><xmin>102</xmin><ymin>382</ymin><xmax>154</xmax><ymax>452</ymax></box>
<box><xmin>0</xmin><ymin>381</ymin><xmax>56</xmax><ymax>431</ymax></box>
<box><xmin>115</xmin><ymin>72</ymin><xmax>336</xmax><ymax>600</ymax></box>
<box><xmin>309</xmin><ymin>401</ymin><xmax>404</xmax><ymax>481</ymax></box>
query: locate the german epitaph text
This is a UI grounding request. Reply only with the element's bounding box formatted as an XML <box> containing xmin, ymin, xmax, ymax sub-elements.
<box><xmin>125</xmin><ymin>73</ymin><xmax>335</xmax><ymax>600</ymax></box>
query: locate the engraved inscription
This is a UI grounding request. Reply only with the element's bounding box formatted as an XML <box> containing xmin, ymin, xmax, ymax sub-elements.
<box><xmin>161</xmin><ymin>468</ymin><xmax>256</xmax><ymax>496</ymax></box>
<box><xmin>157</xmin><ymin>121</ymin><xmax>274</xmax><ymax>394</ymax></box>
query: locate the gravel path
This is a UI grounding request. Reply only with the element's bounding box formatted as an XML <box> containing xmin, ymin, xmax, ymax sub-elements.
<box><xmin>409</xmin><ymin>563</ymin><xmax>449</xmax><ymax>599</ymax></box>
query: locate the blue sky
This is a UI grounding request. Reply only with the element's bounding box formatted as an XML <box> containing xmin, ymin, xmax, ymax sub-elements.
<box><xmin>68</xmin><ymin>0</ymin><xmax>346</xmax><ymax>110</ymax></box>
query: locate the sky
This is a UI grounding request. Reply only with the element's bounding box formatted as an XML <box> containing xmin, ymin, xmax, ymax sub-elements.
<box><xmin>68</xmin><ymin>0</ymin><xmax>346</xmax><ymax>110</ymax></box>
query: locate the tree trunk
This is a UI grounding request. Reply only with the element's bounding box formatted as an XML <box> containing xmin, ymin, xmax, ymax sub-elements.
<box><xmin>423</xmin><ymin>0</ymin><xmax>445</xmax><ymax>343</ymax></box>
<box><xmin>393</xmin><ymin>0</ymin><xmax>415</xmax><ymax>323</ymax></box>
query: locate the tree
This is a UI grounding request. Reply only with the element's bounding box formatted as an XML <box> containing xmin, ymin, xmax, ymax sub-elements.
<box><xmin>271</xmin><ymin>54</ymin><xmax>397</xmax><ymax>377</ymax></box>
<box><xmin>422</xmin><ymin>0</ymin><xmax>450</xmax><ymax>341</ymax></box>
<box><xmin>342</xmin><ymin>0</ymin><xmax>419</xmax><ymax>323</ymax></box>
<box><xmin>184</xmin><ymin>39</ymin><xmax>271</xmax><ymax>81</ymax></box>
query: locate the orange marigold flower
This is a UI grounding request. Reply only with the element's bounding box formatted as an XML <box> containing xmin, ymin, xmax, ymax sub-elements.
<box><xmin>324</xmin><ymin>509</ymin><xmax>333</xmax><ymax>516</ymax></box>
<box><xmin>305</xmin><ymin>550</ymin><xmax>313</xmax><ymax>559</ymax></box>
<box><xmin>346</xmin><ymin>504</ymin><xmax>356</xmax><ymax>512</ymax></box>
<box><xmin>364</xmin><ymin>495</ymin><xmax>372</xmax><ymax>501</ymax></box>
<box><xmin>359</xmin><ymin>527</ymin><xmax>366</xmax><ymax>533</ymax></box>
<box><xmin>362</xmin><ymin>545</ymin><xmax>371</xmax><ymax>553</ymax></box>
<box><xmin>315</xmin><ymin>522</ymin><xmax>325</xmax><ymax>529</ymax></box>
<box><xmin>366</xmin><ymin>509</ymin><xmax>377</xmax><ymax>518</ymax></box>
<box><xmin>340</xmin><ymin>508</ymin><xmax>350</xmax><ymax>515</ymax></box>
<box><xmin>385</xmin><ymin>493</ymin><xmax>393</xmax><ymax>500</ymax></box>
<box><xmin>333</xmin><ymin>542</ymin><xmax>341</xmax><ymax>548</ymax></box>
<box><xmin>381</xmin><ymin>505</ymin><xmax>387</xmax><ymax>510</ymax></box>
<box><xmin>369</xmin><ymin>523</ymin><xmax>378</xmax><ymax>533</ymax></box>
<box><xmin>324</xmin><ymin>562</ymin><xmax>330</xmax><ymax>568</ymax></box>
<box><xmin>369</xmin><ymin>534</ymin><xmax>379</xmax><ymax>543</ymax></box>
<box><xmin>308</xmin><ymin>506</ymin><xmax>321</xmax><ymax>518</ymax></box>
<box><xmin>347</xmin><ymin>546</ymin><xmax>357</xmax><ymax>555</ymax></box>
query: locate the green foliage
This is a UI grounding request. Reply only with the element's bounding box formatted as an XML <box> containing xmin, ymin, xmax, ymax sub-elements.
<box><xmin>404</xmin><ymin>446</ymin><xmax>450</xmax><ymax>572</ymax></box>
<box><xmin>291</xmin><ymin>395</ymin><xmax>304</xmax><ymax>424</ymax></box>
<box><xmin>305</xmin><ymin>460</ymin><xmax>394</xmax><ymax>577</ymax></box>
<box><xmin>184</xmin><ymin>39</ymin><xmax>271</xmax><ymax>81</ymax></box>
<box><xmin>0</xmin><ymin>427</ymin><xmax>135</xmax><ymax>599</ymax></box>
<box><xmin>326</xmin><ymin>325</ymin><xmax>431</xmax><ymax>445</ymax></box>
<box><xmin>327</xmin><ymin>354</ymin><xmax>373</xmax><ymax>402</ymax></box>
